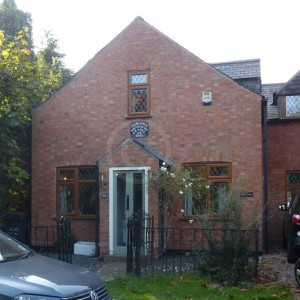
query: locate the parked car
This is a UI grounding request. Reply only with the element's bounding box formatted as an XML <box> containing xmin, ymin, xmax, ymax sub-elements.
<box><xmin>294</xmin><ymin>258</ymin><xmax>300</xmax><ymax>287</ymax></box>
<box><xmin>278</xmin><ymin>193</ymin><xmax>300</xmax><ymax>263</ymax></box>
<box><xmin>0</xmin><ymin>230</ymin><xmax>111</xmax><ymax>300</ymax></box>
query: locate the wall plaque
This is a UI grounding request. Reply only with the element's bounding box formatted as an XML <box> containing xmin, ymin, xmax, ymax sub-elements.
<box><xmin>130</xmin><ymin>121</ymin><xmax>149</xmax><ymax>138</ymax></box>
<box><xmin>240</xmin><ymin>192</ymin><xmax>254</xmax><ymax>197</ymax></box>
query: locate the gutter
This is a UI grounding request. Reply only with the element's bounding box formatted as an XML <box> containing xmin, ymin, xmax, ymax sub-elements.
<box><xmin>261</xmin><ymin>96</ymin><xmax>269</xmax><ymax>254</ymax></box>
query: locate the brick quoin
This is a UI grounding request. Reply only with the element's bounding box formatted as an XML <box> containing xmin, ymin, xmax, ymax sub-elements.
<box><xmin>31</xmin><ymin>18</ymin><xmax>263</xmax><ymax>256</ymax></box>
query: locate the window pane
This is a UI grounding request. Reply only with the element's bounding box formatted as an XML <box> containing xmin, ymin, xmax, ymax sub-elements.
<box><xmin>133</xmin><ymin>173</ymin><xmax>143</xmax><ymax>213</ymax></box>
<box><xmin>190</xmin><ymin>190</ymin><xmax>207</xmax><ymax>215</ymax></box>
<box><xmin>131</xmin><ymin>74</ymin><xmax>147</xmax><ymax>84</ymax></box>
<box><xmin>210</xmin><ymin>166</ymin><xmax>228</xmax><ymax>177</ymax></box>
<box><xmin>59</xmin><ymin>185</ymin><xmax>75</xmax><ymax>214</ymax></box>
<box><xmin>185</xmin><ymin>165</ymin><xmax>206</xmax><ymax>215</ymax></box>
<box><xmin>210</xmin><ymin>182</ymin><xmax>228</xmax><ymax>213</ymax></box>
<box><xmin>79</xmin><ymin>168</ymin><xmax>97</xmax><ymax>180</ymax></box>
<box><xmin>287</xmin><ymin>172</ymin><xmax>300</xmax><ymax>204</ymax></box>
<box><xmin>78</xmin><ymin>183</ymin><xmax>97</xmax><ymax>215</ymax></box>
<box><xmin>116</xmin><ymin>173</ymin><xmax>126</xmax><ymax>246</ymax></box>
<box><xmin>286</xmin><ymin>95</ymin><xmax>300</xmax><ymax>117</ymax></box>
<box><xmin>131</xmin><ymin>88</ymin><xmax>147</xmax><ymax>112</ymax></box>
<box><xmin>184</xmin><ymin>165</ymin><xmax>205</xmax><ymax>179</ymax></box>
<box><xmin>287</xmin><ymin>173</ymin><xmax>300</xmax><ymax>184</ymax></box>
<box><xmin>59</xmin><ymin>170</ymin><xmax>75</xmax><ymax>180</ymax></box>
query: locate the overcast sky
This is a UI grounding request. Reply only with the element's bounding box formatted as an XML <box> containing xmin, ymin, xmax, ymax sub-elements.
<box><xmin>13</xmin><ymin>0</ymin><xmax>300</xmax><ymax>83</ymax></box>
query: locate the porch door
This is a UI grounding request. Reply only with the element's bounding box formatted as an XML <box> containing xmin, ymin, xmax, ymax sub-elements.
<box><xmin>113</xmin><ymin>170</ymin><xmax>145</xmax><ymax>255</ymax></box>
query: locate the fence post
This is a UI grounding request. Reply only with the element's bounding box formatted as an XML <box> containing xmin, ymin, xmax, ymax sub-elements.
<box><xmin>127</xmin><ymin>210</ymin><xmax>153</xmax><ymax>276</ymax></box>
<box><xmin>134</xmin><ymin>220</ymin><xmax>141</xmax><ymax>276</ymax></box>
<box><xmin>57</xmin><ymin>215</ymin><xmax>72</xmax><ymax>263</ymax></box>
<box><xmin>254</xmin><ymin>225</ymin><xmax>259</xmax><ymax>277</ymax></box>
<box><xmin>127</xmin><ymin>220</ymin><xmax>133</xmax><ymax>273</ymax></box>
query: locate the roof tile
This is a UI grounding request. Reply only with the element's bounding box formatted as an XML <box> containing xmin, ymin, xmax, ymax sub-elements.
<box><xmin>211</xmin><ymin>59</ymin><xmax>261</xmax><ymax>79</ymax></box>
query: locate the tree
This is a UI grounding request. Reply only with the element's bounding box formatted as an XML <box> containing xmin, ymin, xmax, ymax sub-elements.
<box><xmin>37</xmin><ymin>31</ymin><xmax>73</xmax><ymax>88</ymax></box>
<box><xmin>0</xmin><ymin>28</ymin><xmax>34</xmax><ymax>217</ymax></box>
<box><xmin>0</xmin><ymin>0</ymin><xmax>33</xmax><ymax>49</ymax></box>
<box><xmin>0</xmin><ymin>1</ymin><xmax>73</xmax><ymax>219</ymax></box>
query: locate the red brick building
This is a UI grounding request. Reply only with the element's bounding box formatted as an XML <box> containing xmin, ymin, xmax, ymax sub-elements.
<box><xmin>263</xmin><ymin>71</ymin><xmax>300</xmax><ymax>247</ymax></box>
<box><xmin>31</xmin><ymin>17</ymin><xmax>265</xmax><ymax>256</ymax></box>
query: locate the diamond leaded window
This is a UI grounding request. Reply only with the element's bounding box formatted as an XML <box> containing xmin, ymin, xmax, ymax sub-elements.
<box><xmin>183</xmin><ymin>163</ymin><xmax>232</xmax><ymax>215</ymax></box>
<box><xmin>57</xmin><ymin>166</ymin><xmax>97</xmax><ymax>217</ymax></box>
<box><xmin>128</xmin><ymin>70</ymin><xmax>150</xmax><ymax>116</ymax></box>
<box><xmin>286</xmin><ymin>171</ymin><xmax>300</xmax><ymax>204</ymax></box>
<box><xmin>285</xmin><ymin>95</ymin><xmax>300</xmax><ymax>118</ymax></box>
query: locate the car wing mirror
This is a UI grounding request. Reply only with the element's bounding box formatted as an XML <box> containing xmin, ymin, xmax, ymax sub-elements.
<box><xmin>278</xmin><ymin>204</ymin><xmax>288</xmax><ymax>211</ymax></box>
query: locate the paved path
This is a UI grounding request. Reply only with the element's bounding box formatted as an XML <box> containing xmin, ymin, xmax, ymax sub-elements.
<box><xmin>98</xmin><ymin>261</ymin><xmax>127</xmax><ymax>281</ymax></box>
<box><xmin>72</xmin><ymin>254</ymin><xmax>127</xmax><ymax>281</ymax></box>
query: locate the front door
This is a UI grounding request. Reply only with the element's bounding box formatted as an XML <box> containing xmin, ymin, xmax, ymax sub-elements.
<box><xmin>112</xmin><ymin>169</ymin><xmax>145</xmax><ymax>255</ymax></box>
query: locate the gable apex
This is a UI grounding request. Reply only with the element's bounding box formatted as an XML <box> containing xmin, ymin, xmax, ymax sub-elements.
<box><xmin>134</xmin><ymin>16</ymin><xmax>145</xmax><ymax>22</ymax></box>
<box><xmin>33</xmin><ymin>16</ymin><xmax>263</xmax><ymax>116</ymax></box>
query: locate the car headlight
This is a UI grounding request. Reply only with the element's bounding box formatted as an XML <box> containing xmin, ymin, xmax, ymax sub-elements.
<box><xmin>14</xmin><ymin>296</ymin><xmax>60</xmax><ymax>300</ymax></box>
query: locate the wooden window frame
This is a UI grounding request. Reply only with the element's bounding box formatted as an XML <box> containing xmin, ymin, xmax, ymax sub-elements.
<box><xmin>56</xmin><ymin>166</ymin><xmax>97</xmax><ymax>219</ymax></box>
<box><xmin>182</xmin><ymin>162</ymin><xmax>232</xmax><ymax>216</ymax></box>
<box><xmin>127</xmin><ymin>70</ymin><xmax>151</xmax><ymax>117</ymax></box>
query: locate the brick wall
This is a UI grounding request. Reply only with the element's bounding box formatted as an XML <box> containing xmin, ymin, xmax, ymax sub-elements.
<box><xmin>31</xmin><ymin>18</ymin><xmax>263</xmax><ymax>253</ymax></box>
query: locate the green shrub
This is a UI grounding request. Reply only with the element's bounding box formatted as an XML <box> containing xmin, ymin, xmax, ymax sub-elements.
<box><xmin>199</xmin><ymin>177</ymin><xmax>261</xmax><ymax>285</ymax></box>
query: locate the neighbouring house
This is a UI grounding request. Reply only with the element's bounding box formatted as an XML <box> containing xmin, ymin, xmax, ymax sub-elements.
<box><xmin>31</xmin><ymin>16</ymin><xmax>269</xmax><ymax>257</ymax></box>
<box><xmin>263</xmin><ymin>71</ymin><xmax>300</xmax><ymax>247</ymax></box>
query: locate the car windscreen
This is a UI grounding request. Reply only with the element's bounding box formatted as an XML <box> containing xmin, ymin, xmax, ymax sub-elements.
<box><xmin>0</xmin><ymin>231</ymin><xmax>29</xmax><ymax>261</ymax></box>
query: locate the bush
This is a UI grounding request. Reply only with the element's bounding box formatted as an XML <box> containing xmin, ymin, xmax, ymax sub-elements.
<box><xmin>198</xmin><ymin>177</ymin><xmax>261</xmax><ymax>285</ymax></box>
<box><xmin>199</xmin><ymin>231</ymin><xmax>257</xmax><ymax>285</ymax></box>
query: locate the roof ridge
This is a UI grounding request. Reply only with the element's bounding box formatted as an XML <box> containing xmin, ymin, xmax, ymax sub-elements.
<box><xmin>211</xmin><ymin>58</ymin><xmax>260</xmax><ymax>65</ymax></box>
<box><xmin>134</xmin><ymin>16</ymin><xmax>145</xmax><ymax>21</ymax></box>
<box><xmin>262</xmin><ymin>83</ymin><xmax>284</xmax><ymax>86</ymax></box>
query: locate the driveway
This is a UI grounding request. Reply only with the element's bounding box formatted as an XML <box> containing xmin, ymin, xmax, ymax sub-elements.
<box><xmin>258</xmin><ymin>249</ymin><xmax>300</xmax><ymax>297</ymax></box>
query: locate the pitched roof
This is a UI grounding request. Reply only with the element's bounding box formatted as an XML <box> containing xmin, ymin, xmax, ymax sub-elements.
<box><xmin>211</xmin><ymin>59</ymin><xmax>261</xmax><ymax>79</ymax></box>
<box><xmin>262</xmin><ymin>83</ymin><xmax>284</xmax><ymax>105</ymax></box>
<box><xmin>276</xmin><ymin>70</ymin><xmax>300</xmax><ymax>95</ymax></box>
<box><xmin>133</xmin><ymin>139</ymin><xmax>172</xmax><ymax>166</ymax></box>
<box><xmin>261</xmin><ymin>83</ymin><xmax>284</xmax><ymax>119</ymax></box>
<box><xmin>97</xmin><ymin>137</ymin><xmax>172</xmax><ymax>166</ymax></box>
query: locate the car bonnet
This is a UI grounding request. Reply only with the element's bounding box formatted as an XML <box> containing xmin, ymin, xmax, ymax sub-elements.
<box><xmin>0</xmin><ymin>253</ymin><xmax>103</xmax><ymax>297</ymax></box>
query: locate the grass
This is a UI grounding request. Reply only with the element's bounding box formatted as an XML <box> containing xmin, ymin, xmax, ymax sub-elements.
<box><xmin>106</xmin><ymin>274</ymin><xmax>293</xmax><ymax>299</ymax></box>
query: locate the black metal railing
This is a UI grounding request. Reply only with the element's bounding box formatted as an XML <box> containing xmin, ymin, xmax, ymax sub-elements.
<box><xmin>127</xmin><ymin>219</ymin><xmax>259</xmax><ymax>278</ymax></box>
<box><xmin>33</xmin><ymin>225</ymin><xmax>57</xmax><ymax>255</ymax></box>
<box><xmin>33</xmin><ymin>216</ymin><xmax>72</xmax><ymax>263</ymax></box>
